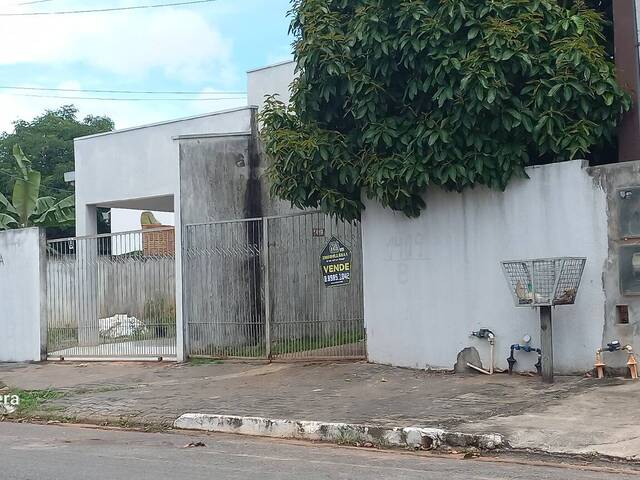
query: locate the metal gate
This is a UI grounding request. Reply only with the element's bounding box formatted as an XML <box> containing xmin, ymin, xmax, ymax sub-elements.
<box><xmin>183</xmin><ymin>212</ymin><xmax>365</xmax><ymax>360</ymax></box>
<box><xmin>46</xmin><ymin>228</ymin><xmax>177</xmax><ymax>360</ymax></box>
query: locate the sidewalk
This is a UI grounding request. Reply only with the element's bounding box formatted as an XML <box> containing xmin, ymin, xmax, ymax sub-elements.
<box><xmin>1</xmin><ymin>361</ymin><xmax>638</xmax><ymax>460</ymax></box>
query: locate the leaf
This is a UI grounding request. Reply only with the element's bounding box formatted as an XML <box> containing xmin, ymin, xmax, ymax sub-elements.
<box><xmin>548</xmin><ymin>84</ymin><xmax>562</xmax><ymax>97</ymax></box>
<box><xmin>0</xmin><ymin>192</ymin><xmax>18</xmax><ymax>215</ymax></box>
<box><xmin>12</xmin><ymin>170</ymin><xmax>40</xmax><ymax>227</ymax></box>
<box><xmin>35</xmin><ymin>196</ymin><xmax>56</xmax><ymax>216</ymax></box>
<box><xmin>571</xmin><ymin>15</ymin><xmax>585</xmax><ymax>35</ymax></box>
<box><xmin>603</xmin><ymin>93</ymin><xmax>614</xmax><ymax>106</ymax></box>
<box><xmin>12</xmin><ymin>144</ymin><xmax>31</xmax><ymax>180</ymax></box>
<box><xmin>0</xmin><ymin>213</ymin><xmax>18</xmax><ymax>230</ymax></box>
<box><xmin>34</xmin><ymin>194</ymin><xmax>76</xmax><ymax>227</ymax></box>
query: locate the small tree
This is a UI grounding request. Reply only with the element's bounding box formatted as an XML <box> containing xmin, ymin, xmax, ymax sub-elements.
<box><xmin>261</xmin><ymin>0</ymin><xmax>631</xmax><ymax>221</ymax></box>
<box><xmin>0</xmin><ymin>145</ymin><xmax>74</xmax><ymax>230</ymax></box>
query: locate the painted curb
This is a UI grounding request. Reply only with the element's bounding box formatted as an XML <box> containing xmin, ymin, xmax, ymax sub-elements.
<box><xmin>174</xmin><ymin>414</ymin><xmax>505</xmax><ymax>451</ymax></box>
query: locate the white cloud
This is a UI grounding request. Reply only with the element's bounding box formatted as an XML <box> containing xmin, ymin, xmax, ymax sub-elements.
<box><xmin>0</xmin><ymin>1</ymin><xmax>272</xmax><ymax>132</ymax></box>
<box><xmin>0</xmin><ymin>7</ymin><xmax>234</xmax><ymax>83</ymax></box>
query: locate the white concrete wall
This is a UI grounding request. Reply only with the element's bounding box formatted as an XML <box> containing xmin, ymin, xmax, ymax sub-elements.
<box><xmin>74</xmin><ymin>107</ymin><xmax>254</xmax><ymax>233</ymax></box>
<box><xmin>247</xmin><ymin>60</ymin><xmax>296</xmax><ymax>111</ymax></box>
<box><xmin>0</xmin><ymin>228</ymin><xmax>45</xmax><ymax>362</ymax></box>
<box><xmin>361</xmin><ymin>160</ymin><xmax>609</xmax><ymax>374</ymax></box>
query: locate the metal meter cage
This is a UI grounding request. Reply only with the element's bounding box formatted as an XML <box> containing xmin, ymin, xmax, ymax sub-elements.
<box><xmin>501</xmin><ymin>257</ymin><xmax>586</xmax><ymax>307</ymax></box>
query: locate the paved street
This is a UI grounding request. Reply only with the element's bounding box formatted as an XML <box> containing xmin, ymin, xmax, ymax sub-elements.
<box><xmin>1</xmin><ymin>423</ymin><xmax>639</xmax><ymax>480</ymax></box>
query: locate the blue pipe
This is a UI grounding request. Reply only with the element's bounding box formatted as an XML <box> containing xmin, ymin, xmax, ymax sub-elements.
<box><xmin>508</xmin><ymin>344</ymin><xmax>542</xmax><ymax>375</ymax></box>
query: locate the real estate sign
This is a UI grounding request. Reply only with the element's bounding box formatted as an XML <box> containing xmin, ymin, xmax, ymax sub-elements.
<box><xmin>320</xmin><ymin>236</ymin><xmax>352</xmax><ymax>287</ymax></box>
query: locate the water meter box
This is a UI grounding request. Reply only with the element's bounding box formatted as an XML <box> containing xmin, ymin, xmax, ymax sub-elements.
<box><xmin>619</xmin><ymin>245</ymin><xmax>640</xmax><ymax>295</ymax></box>
<box><xmin>618</xmin><ymin>187</ymin><xmax>640</xmax><ymax>238</ymax></box>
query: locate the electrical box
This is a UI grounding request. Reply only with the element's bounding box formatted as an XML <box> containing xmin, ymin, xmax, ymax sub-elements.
<box><xmin>618</xmin><ymin>187</ymin><xmax>640</xmax><ymax>238</ymax></box>
<box><xmin>620</xmin><ymin>245</ymin><xmax>640</xmax><ymax>295</ymax></box>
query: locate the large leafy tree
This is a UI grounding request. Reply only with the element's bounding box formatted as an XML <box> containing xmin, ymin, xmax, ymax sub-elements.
<box><xmin>0</xmin><ymin>105</ymin><xmax>114</xmax><ymax>234</ymax></box>
<box><xmin>261</xmin><ymin>0</ymin><xmax>631</xmax><ymax>221</ymax></box>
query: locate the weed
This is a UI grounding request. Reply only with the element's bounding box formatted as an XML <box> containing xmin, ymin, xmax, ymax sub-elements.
<box><xmin>6</xmin><ymin>389</ymin><xmax>65</xmax><ymax>416</ymax></box>
<box><xmin>188</xmin><ymin>358</ymin><xmax>225</xmax><ymax>366</ymax></box>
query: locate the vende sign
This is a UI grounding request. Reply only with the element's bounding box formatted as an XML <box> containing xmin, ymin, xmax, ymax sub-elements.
<box><xmin>320</xmin><ymin>236</ymin><xmax>352</xmax><ymax>287</ymax></box>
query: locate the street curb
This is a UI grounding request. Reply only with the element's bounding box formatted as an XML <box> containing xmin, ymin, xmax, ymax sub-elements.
<box><xmin>174</xmin><ymin>414</ymin><xmax>505</xmax><ymax>451</ymax></box>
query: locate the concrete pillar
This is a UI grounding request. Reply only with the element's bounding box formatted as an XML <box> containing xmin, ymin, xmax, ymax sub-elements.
<box><xmin>0</xmin><ymin>228</ymin><xmax>47</xmax><ymax>362</ymax></box>
<box><xmin>174</xmin><ymin>193</ymin><xmax>186</xmax><ymax>362</ymax></box>
<box><xmin>614</xmin><ymin>0</ymin><xmax>640</xmax><ymax>161</ymax></box>
<box><xmin>75</xmin><ymin>204</ymin><xmax>99</xmax><ymax>347</ymax></box>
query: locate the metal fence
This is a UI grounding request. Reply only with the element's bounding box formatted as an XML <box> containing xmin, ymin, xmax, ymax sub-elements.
<box><xmin>183</xmin><ymin>212</ymin><xmax>366</xmax><ymax>360</ymax></box>
<box><xmin>46</xmin><ymin>228</ymin><xmax>177</xmax><ymax>360</ymax></box>
<box><xmin>183</xmin><ymin>219</ymin><xmax>266</xmax><ymax>358</ymax></box>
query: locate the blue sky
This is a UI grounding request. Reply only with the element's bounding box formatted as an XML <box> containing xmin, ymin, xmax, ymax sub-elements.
<box><xmin>0</xmin><ymin>0</ymin><xmax>293</xmax><ymax>132</ymax></box>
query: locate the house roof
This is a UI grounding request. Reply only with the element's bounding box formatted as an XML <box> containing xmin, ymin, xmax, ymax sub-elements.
<box><xmin>74</xmin><ymin>106</ymin><xmax>256</xmax><ymax>142</ymax></box>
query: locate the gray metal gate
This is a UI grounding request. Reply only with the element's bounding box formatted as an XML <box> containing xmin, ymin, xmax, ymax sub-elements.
<box><xmin>183</xmin><ymin>212</ymin><xmax>366</xmax><ymax>360</ymax></box>
<box><xmin>46</xmin><ymin>228</ymin><xmax>177</xmax><ymax>360</ymax></box>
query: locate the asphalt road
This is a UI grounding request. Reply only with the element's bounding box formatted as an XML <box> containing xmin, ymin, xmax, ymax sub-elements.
<box><xmin>1</xmin><ymin>422</ymin><xmax>639</xmax><ymax>480</ymax></box>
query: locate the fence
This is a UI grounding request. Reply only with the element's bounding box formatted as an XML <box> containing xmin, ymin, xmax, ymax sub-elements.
<box><xmin>46</xmin><ymin>228</ymin><xmax>176</xmax><ymax>359</ymax></box>
<box><xmin>183</xmin><ymin>212</ymin><xmax>365</xmax><ymax>360</ymax></box>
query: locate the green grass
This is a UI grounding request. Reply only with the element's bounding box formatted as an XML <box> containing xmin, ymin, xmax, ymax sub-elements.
<box><xmin>271</xmin><ymin>330</ymin><xmax>364</xmax><ymax>356</ymax></box>
<box><xmin>47</xmin><ymin>328</ymin><xmax>79</xmax><ymax>351</ymax></box>
<box><xmin>188</xmin><ymin>357</ymin><xmax>225</xmax><ymax>366</ymax></box>
<box><xmin>191</xmin><ymin>343</ymin><xmax>266</xmax><ymax>359</ymax></box>
<box><xmin>4</xmin><ymin>389</ymin><xmax>65</xmax><ymax>416</ymax></box>
<box><xmin>194</xmin><ymin>330</ymin><xmax>365</xmax><ymax>359</ymax></box>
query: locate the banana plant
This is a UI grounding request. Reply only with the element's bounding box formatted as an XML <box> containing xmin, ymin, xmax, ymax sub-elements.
<box><xmin>0</xmin><ymin>145</ymin><xmax>75</xmax><ymax>230</ymax></box>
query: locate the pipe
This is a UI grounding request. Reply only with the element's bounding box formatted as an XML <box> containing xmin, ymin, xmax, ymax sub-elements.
<box><xmin>467</xmin><ymin>363</ymin><xmax>492</xmax><ymax>375</ymax></box>
<box><xmin>468</xmin><ymin>329</ymin><xmax>495</xmax><ymax>375</ymax></box>
<box><xmin>507</xmin><ymin>343</ymin><xmax>542</xmax><ymax>375</ymax></box>
<box><xmin>490</xmin><ymin>335</ymin><xmax>495</xmax><ymax>375</ymax></box>
<box><xmin>594</xmin><ymin>341</ymin><xmax>639</xmax><ymax>380</ymax></box>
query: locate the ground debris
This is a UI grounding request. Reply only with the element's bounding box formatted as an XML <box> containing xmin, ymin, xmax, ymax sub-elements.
<box><xmin>184</xmin><ymin>441</ymin><xmax>206</xmax><ymax>448</ymax></box>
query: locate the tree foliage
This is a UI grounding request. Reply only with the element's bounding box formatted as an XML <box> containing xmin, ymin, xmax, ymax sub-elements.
<box><xmin>0</xmin><ymin>145</ymin><xmax>75</xmax><ymax>230</ymax></box>
<box><xmin>0</xmin><ymin>105</ymin><xmax>114</xmax><ymax>233</ymax></box>
<box><xmin>261</xmin><ymin>0</ymin><xmax>631</xmax><ymax>221</ymax></box>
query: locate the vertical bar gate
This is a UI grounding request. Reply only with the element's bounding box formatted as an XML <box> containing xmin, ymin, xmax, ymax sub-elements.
<box><xmin>46</xmin><ymin>228</ymin><xmax>177</xmax><ymax>360</ymax></box>
<box><xmin>183</xmin><ymin>212</ymin><xmax>366</xmax><ymax>360</ymax></box>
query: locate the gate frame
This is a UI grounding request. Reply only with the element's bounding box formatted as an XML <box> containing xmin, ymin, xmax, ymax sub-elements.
<box><xmin>45</xmin><ymin>226</ymin><xmax>179</xmax><ymax>362</ymax></box>
<box><xmin>183</xmin><ymin>211</ymin><xmax>367</xmax><ymax>362</ymax></box>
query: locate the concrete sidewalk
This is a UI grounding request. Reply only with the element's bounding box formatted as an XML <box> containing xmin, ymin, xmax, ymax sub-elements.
<box><xmin>1</xmin><ymin>361</ymin><xmax>638</xmax><ymax>460</ymax></box>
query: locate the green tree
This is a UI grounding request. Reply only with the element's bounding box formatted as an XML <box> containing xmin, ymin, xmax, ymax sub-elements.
<box><xmin>261</xmin><ymin>0</ymin><xmax>631</xmax><ymax>221</ymax></box>
<box><xmin>0</xmin><ymin>105</ymin><xmax>114</xmax><ymax>234</ymax></box>
<box><xmin>0</xmin><ymin>145</ymin><xmax>75</xmax><ymax>230</ymax></box>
